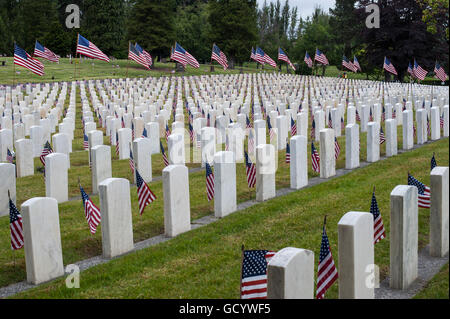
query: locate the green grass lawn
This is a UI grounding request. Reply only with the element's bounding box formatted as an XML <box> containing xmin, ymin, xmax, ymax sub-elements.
<box><xmin>0</xmin><ymin>57</ymin><xmax>428</xmax><ymax>85</ymax></box>
<box><xmin>414</xmin><ymin>264</ymin><xmax>449</xmax><ymax>299</ymax></box>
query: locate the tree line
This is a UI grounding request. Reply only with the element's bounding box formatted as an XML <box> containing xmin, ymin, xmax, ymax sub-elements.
<box><xmin>0</xmin><ymin>0</ymin><xmax>448</xmax><ymax>82</ymax></box>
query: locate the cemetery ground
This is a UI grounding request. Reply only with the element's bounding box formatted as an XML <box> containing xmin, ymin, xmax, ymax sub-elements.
<box><xmin>0</xmin><ymin>79</ymin><xmax>448</xmax><ymax>298</ymax></box>
<box><xmin>1</xmin><ymin>57</ymin><xmax>386</xmax><ymax>85</ymax></box>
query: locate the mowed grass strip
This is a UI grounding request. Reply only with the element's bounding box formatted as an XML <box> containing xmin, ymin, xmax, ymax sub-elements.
<box><xmin>8</xmin><ymin>138</ymin><xmax>449</xmax><ymax>299</ymax></box>
<box><xmin>413</xmin><ymin>264</ymin><xmax>449</xmax><ymax>299</ymax></box>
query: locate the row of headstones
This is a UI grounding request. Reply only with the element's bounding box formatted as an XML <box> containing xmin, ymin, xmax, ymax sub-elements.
<box><xmin>267</xmin><ymin>166</ymin><xmax>449</xmax><ymax>299</ymax></box>
<box><xmin>10</xmin><ymin>151</ymin><xmax>449</xmax><ymax>293</ymax></box>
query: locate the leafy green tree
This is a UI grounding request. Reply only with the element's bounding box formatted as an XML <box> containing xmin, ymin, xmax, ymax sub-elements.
<box><xmin>208</xmin><ymin>0</ymin><xmax>258</xmax><ymax>67</ymax></box>
<box><xmin>128</xmin><ymin>0</ymin><xmax>176</xmax><ymax>61</ymax></box>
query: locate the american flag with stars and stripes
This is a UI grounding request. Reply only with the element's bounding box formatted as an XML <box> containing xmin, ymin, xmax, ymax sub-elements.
<box><xmin>165</xmin><ymin>124</ymin><xmax>171</xmax><ymax>142</ymax></box>
<box><xmin>83</xmin><ymin>134</ymin><xmax>89</xmax><ymax>150</ymax></box>
<box><xmin>335</xmin><ymin>137</ymin><xmax>341</xmax><ymax>160</ymax></box>
<box><xmin>40</xmin><ymin>141</ymin><xmax>53</xmax><ymax>166</ymax></box>
<box><xmin>342</xmin><ymin>55</ymin><xmax>356</xmax><ymax>72</ymax></box>
<box><xmin>135</xmin><ymin>42</ymin><xmax>152</xmax><ymax>67</ymax></box>
<box><xmin>407</xmin><ymin>62</ymin><xmax>414</xmax><ymax>77</ymax></box>
<box><xmin>129</xmin><ymin>150</ymin><xmax>135</xmax><ymax>173</ymax></box>
<box><xmin>171</xmin><ymin>43</ymin><xmax>188</xmax><ymax>66</ymax></box>
<box><xmin>286</xmin><ymin>142</ymin><xmax>291</xmax><ymax>164</ymax></box>
<box><xmin>353</xmin><ymin>56</ymin><xmax>361</xmax><ymax>72</ymax></box>
<box><xmin>14</xmin><ymin>44</ymin><xmax>45</xmax><ymax>76</ymax></box>
<box><xmin>356</xmin><ymin>109</ymin><xmax>361</xmax><ymax>122</ymax></box>
<box><xmin>244</xmin><ymin>151</ymin><xmax>256</xmax><ymax>189</ymax></box>
<box><xmin>6</xmin><ymin>148</ymin><xmax>14</xmax><ymax>164</ymax></box>
<box><xmin>205</xmin><ymin>163</ymin><xmax>215</xmax><ymax>202</ymax></box>
<box><xmin>189</xmin><ymin>122</ymin><xmax>194</xmax><ymax>142</ymax></box>
<box><xmin>267</xmin><ymin>117</ymin><xmax>276</xmax><ymax>143</ymax></box>
<box><xmin>304</xmin><ymin>51</ymin><xmax>313</xmax><ymax>68</ymax></box>
<box><xmin>34</xmin><ymin>40</ymin><xmax>59</xmax><ymax>63</ymax></box>
<box><xmin>254</xmin><ymin>47</ymin><xmax>266</xmax><ymax>65</ymax></box>
<box><xmin>76</xmin><ymin>34</ymin><xmax>110</xmax><ymax>62</ymax></box>
<box><xmin>128</xmin><ymin>42</ymin><xmax>150</xmax><ymax>70</ymax></box>
<box><xmin>311</xmin><ymin>142</ymin><xmax>320</xmax><ymax>173</ymax></box>
<box><xmin>241</xmin><ymin>250</ymin><xmax>276</xmax><ymax>299</ymax></box>
<box><xmin>311</xmin><ymin>118</ymin><xmax>316</xmax><ymax>140</ymax></box>
<box><xmin>370</xmin><ymin>191</ymin><xmax>386</xmax><ymax>244</ymax></box>
<box><xmin>314</xmin><ymin>49</ymin><xmax>329</xmax><ymax>65</ymax></box>
<box><xmin>211</xmin><ymin>44</ymin><xmax>228</xmax><ymax>70</ymax></box>
<box><xmin>80</xmin><ymin>186</ymin><xmax>101</xmax><ymax>235</ymax></box>
<box><xmin>431</xmin><ymin>154</ymin><xmax>437</xmax><ymax>171</ymax></box>
<box><xmin>248</xmin><ymin>129</ymin><xmax>255</xmax><ymax>155</ymax></box>
<box><xmin>247</xmin><ymin>116</ymin><xmax>252</xmax><ymax>129</ymax></box>
<box><xmin>380</xmin><ymin>127</ymin><xmax>386</xmax><ymax>144</ymax></box>
<box><xmin>413</xmin><ymin>59</ymin><xmax>428</xmax><ymax>81</ymax></box>
<box><xmin>383</xmin><ymin>57</ymin><xmax>398</xmax><ymax>75</ymax></box>
<box><xmin>161</xmin><ymin>141</ymin><xmax>169</xmax><ymax>167</ymax></box>
<box><xmin>291</xmin><ymin>117</ymin><xmax>297</xmax><ymax>136</ymax></box>
<box><xmin>9</xmin><ymin>198</ymin><xmax>24</xmax><ymax>251</ymax></box>
<box><xmin>250</xmin><ymin>47</ymin><xmax>257</xmax><ymax>62</ymax></box>
<box><xmin>434</xmin><ymin>62</ymin><xmax>448</xmax><ymax>82</ymax></box>
<box><xmin>316</xmin><ymin>222</ymin><xmax>338</xmax><ymax>299</ymax></box>
<box><xmin>328</xmin><ymin>113</ymin><xmax>333</xmax><ymax>128</ymax></box>
<box><xmin>408</xmin><ymin>174</ymin><xmax>431</xmax><ymax>209</ymax></box>
<box><xmin>440</xmin><ymin>114</ymin><xmax>444</xmax><ymax>130</ymax></box>
<box><xmin>278</xmin><ymin>48</ymin><xmax>295</xmax><ymax>71</ymax></box>
<box><xmin>136</xmin><ymin>169</ymin><xmax>157</xmax><ymax>216</ymax></box>
<box><xmin>115</xmin><ymin>132</ymin><xmax>120</xmax><ymax>156</ymax></box>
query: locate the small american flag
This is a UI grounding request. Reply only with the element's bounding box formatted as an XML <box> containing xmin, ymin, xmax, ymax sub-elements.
<box><xmin>413</xmin><ymin>59</ymin><xmax>428</xmax><ymax>81</ymax></box>
<box><xmin>135</xmin><ymin>42</ymin><xmax>152</xmax><ymax>67</ymax></box>
<box><xmin>245</xmin><ymin>151</ymin><xmax>256</xmax><ymax>188</ymax></box>
<box><xmin>356</xmin><ymin>109</ymin><xmax>361</xmax><ymax>122</ymax></box>
<box><xmin>316</xmin><ymin>220</ymin><xmax>338</xmax><ymax>299</ymax></box>
<box><xmin>408</xmin><ymin>174</ymin><xmax>431</xmax><ymax>209</ymax></box>
<box><xmin>129</xmin><ymin>150</ymin><xmax>135</xmax><ymax>173</ymax></box>
<box><xmin>241</xmin><ymin>250</ymin><xmax>276</xmax><ymax>299</ymax></box>
<box><xmin>6</xmin><ymin>148</ymin><xmax>14</xmax><ymax>164</ymax></box>
<box><xmin>83</xmin><ymin>134</ymin><xmax>89</xmax><ymax>150</ymax></box>
<box><xmin>34</xmin><ymin>40</ymin><xmax>59</xmax><ymax>63</ymax></box>
<box><xmin>380</xmin><ymin>127</ymin><xmax>386</xmax><ymax>145</ymax></box>
<box><xmin>186</xmin><ymin>50</ymin><xmax>200</xmax><ymax>69</ymax></box>
<box><xmin>128</xmin><ymin>42</ymin><xmax>150</xmax><ymax>70</ymax></box>
<box><xmin>304</xmin><ymin>51</ymin><xmax>313</xmax><ymax>68</ymax></box>
<box><xmin>131</xmin><ymin>122</ymin><xmax>135</xmax><ymax>140</ymax></box>
<box><xmin>335</xmin><ymin>137</ymin><xmax>341</xmax><ymax>160</ymax></box>
<box><xmin>246</xmin><ymin>116</ymin><xmax>252</xmax><ymax>129</ymax></box>
<box><xmin>427</xmin><ymin>115</ymin><xmax>431</xmax><ymax>136</ymax></box>
<box><xmin>341</xmin><ymin>117</ymin><xmax>345</xmax><ymax>131</ymax></box>
<box><xmin>211</xmin><ymin>44</ymin><xmax>228</xmax><ymax>70</ymax></box>
<box><xmin>286</xmin><ymin>142</ymin><xmax>291</xmax><ymax>164</ymax></box>
<box><xmin>370</xmin><ymin>191</ymin><xmax>386</xmax><ymax>244</ymax></box>
<box><xmin>314</xmin><ymin>49</ymin><xmax>329</xmax><ymax>65</ymax></box>
<box><xmin>40</xmin><ymin>141</ymin><xmax>53</xmax><ymax>166</ymax></box>
<box><xmin>311</xmin><ymin>119</ymin><xmax>316</xmax><ymax>140</ymax></box>
<box><xmin>431</xmin><ymin>154</ymin><xmax>437</xmax><ymax>171</ymax></box>
<box><xmin>353</xmin><ymin>56</ymin><xmax>361</xmax><ymax>72</ymax></box>
<box><xmin>161</xmin><ymin>141</ymin><xmax>169</xmax><ymax>167</ymax></box>
<box><xmin>383</xmin><ymin>57</ymin><xmax>398</xmax><ymax>75</ymax></box>
<box><xmin>248</xmin><ymin>130</ymin><xmax>255</xmax><ymax>156</ymax></box>
<box><xmin>9</xmin><ymin>198</ymin><xmax>24</xmax><ymax>251</ymax></box>
<box><xmin>267</xmin><ymin>117</ymin><xmax>275</xmax><ymax>143</ymax></box>
<box><xmin>80</xmin><ymin>186</ymin><xmax>101</xmax><ymax>235</ymax></box>
<box><xmin>189</xmin><ymin>122</ymin><xmax>194</xmax><ymax>142</ymax></box>
<box><xmin>76</xmin><ymin>34</ymin><xmax>110</xmax><ymax>62</ymax></box>
<box><xmin>291</xmin><ymin>117</ymin><xmax>297</xmax><ymax>136</ymax></box>
<box><xmin>255</xmin><ymin>47</ymin><xmax>266</xmax><ymax>65</ymax></box>
<box><xmin>278</xmin><ymin>48</ymin><xmax>295</xmax><ymax>70</ymax></box>
<box><xmin>205</xmin><ymin>163</ymin><xmax>215</xmax><ymax>202</ymax></box>
<box><xmin>440</xmin><ymin>114</ymin><xmax>444</xmax><ymax>130</ymax></box>
<box><xmin>311</xmin><ymin>142</ymin><xmax>320</xmax><ymax>173</ymax></box>
<box><xmin>328</xmin><ymin>113</ymin><xmax>333</xmax><ymax>129</ymax></box>
<box><xmin>434</xmin><ymin>62</ymin><xmax>448</xmax><ymax>82</ymax></box>
<box><xmin>342</xmin><ymin>55</ymin><xmax>356</xmax><ymax>72</ymax></box>
<box><xmin>142</xmin><ymin>127</ymin><xmax>148</xmax><ymax>138</ymax></box>
<box><xmin>165</xmin><ymin>124</ymin><xmax>171</xmax><ymax>142</ymax></box>
<box><xmin>115</xmin><ymin>132</ymin><xmax>120</xmax><ymax>156</ymax></box>
<box><xmin>136</xmin><ymin>169</ymin><xmax>157</xmax><ymax>215</ymax></box>
<box><xmin>14</xmin><ymin>44</ymin><xmax>45</xmax><ymax>76</ymax></box>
